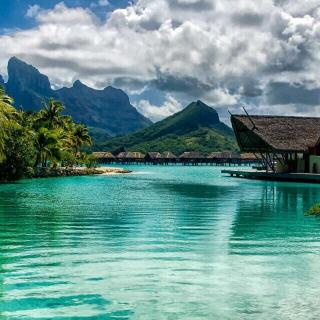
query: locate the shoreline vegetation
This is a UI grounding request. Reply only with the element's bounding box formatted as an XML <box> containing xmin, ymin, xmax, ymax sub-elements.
<box><xmin>0</xmin><ymin>87</ymin><xmax>130</xmax><ymax>182</ymax></box>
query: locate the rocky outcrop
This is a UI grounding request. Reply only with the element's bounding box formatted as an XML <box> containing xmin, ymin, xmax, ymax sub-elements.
<box><xmin>6</xmin><ymin>57</ymin><xmax>52</xmax><ymax>110</ymax></box>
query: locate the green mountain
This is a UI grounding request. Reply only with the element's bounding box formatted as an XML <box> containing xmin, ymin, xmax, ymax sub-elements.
<box><xmin>95</xmin><ymin>100</ymin><xmax>238</xmax><ymax>154</ymax></box>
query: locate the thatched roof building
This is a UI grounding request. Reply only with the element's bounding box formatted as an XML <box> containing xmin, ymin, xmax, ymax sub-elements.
<box><xmin>117</xmin><ymin>151</ymin><xmax>145</xmax><ymax>159</ymax></box>
<box><xmin>162</xmin><ymin>151</ymin><xmax>177</xmax><ymax>159</ymax></box>
<box><xmin>179</xmin><ymin>152</ymin><xmax>205</xmax><ymax>159</ymax></box>
<box><xmin>231</xmin><ymin>114</ymin><xmax>320</xmax><ymax>173</ymax></box>
<box><xmin>145</xmin><ymin>152</ymin><xmax>162</xmax><ymax>160</ymax></box>
<box><xmin>232</xmin><ymin>115</ymin><xmax>320</xmax><ymax>153</ymax></box>
<box><xmin>207</xmin><ymin>151</ymin><xmax>240</xmax><ymax>159</ymax></box>
<box><xmin>240</xmin><ymin>152</ymin><xmax>262</xmax><ymax>160</ymax></box>
<box><xmin>92</xmin><ymin>152</ymin><xmax>115</xmax><ymax>159</ymax></box>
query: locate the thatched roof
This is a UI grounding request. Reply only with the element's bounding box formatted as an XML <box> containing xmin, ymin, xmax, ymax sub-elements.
<box><xmin>207</xmin><ymin>151</ymin><xmax>240</xmax><ymax>159</ymax></box>
<box><xmin>117</xmin><ymin>151</ymin><xmax>145</xmax><ymax>159</ymax></box>
<box><xmin>179</xmin><ymin>151</ymin><xmax>205</xmax><ymax>159</ymax></box>
<box><xmin>145</xmin><ymin>152</ymin><xmax>162</xmax><ymax>159</ymax></box>
<box><xmin>162</xmin><ymin>151</ymin><xmax>177</xmax><ymax>159</ymax></box>
<box><xmin>232</xmin><ymin>115</ymin><xmax>320</xmax><ymax>152</ymax></box>
<box><xmin>92</xmin><ymin>152</ymin><xmax>115</xmax><ymax>159</ymax></box>
<box><xmin>240</xmin><ymin>152</ymin><xmax>262</xmax><ymax>160</ymax></box>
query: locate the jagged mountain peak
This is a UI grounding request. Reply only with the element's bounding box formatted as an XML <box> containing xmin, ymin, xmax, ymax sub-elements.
<box><xmin>4</xmin><ymin>57</ymin><xmax>151</xmax><ymax>136</ymax></box>
<box><xmin>72</xmin><ymin>79</ymin><xmax>90</xmax><ymax>90</ymax></box>
<box><xmin>8</xmin><ymin>56</ymin><xmax>43</xmax><ymax>79</ymax></box>
<box><xmin>7</xmin><ymin>56</ymin><xmax>51</xmax><ymax>94</ymax></box>
<box><xmin>73</xmin><ymin>79</ymin><xmax>84</xmax><ymax>87</ymax></box>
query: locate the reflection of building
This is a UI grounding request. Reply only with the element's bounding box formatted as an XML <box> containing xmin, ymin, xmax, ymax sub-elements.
<box><xmin>231</xmin><ymin>114</ymin><xmax>320</xmax><ymax>173</ymax></box>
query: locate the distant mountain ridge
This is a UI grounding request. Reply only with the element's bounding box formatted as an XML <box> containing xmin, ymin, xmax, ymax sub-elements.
<box><xmin>2</xmin><ymin>57</ymin><xmax>152</xmax><ymax>136</ymax></box>
<box><xmin>96</xmin><ymin>100</ymin><xmax>238</xmax><ymax>154</ymax></box>
<box><xmin>0</xmin><ymin>75</ymin><xmax>4</xmax><ymax>87</ymax></box>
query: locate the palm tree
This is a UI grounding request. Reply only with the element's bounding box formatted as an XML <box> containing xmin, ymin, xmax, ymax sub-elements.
<box><xmin>59</xmin><ymin>117</ymin><xmax>77</xmax><ymax>153</ymax></box>
<box><xmin>34</xmin><ymin>127</ymin><xmax>62</xmax><ymax>168</ymax></box>
<box><xmin>0</xmin><ymin>87</ymin><xmax>18</xmax><ymax>162</ymax></box>
<box><xmin>72</xmin><ymin>124</ymin><xmax>93</xmax><ymax>155</ymax></box>
<box><xmin>38</xmin><ymin>98</ymin><xmax>64</xmax><ymax>129</ymax></box>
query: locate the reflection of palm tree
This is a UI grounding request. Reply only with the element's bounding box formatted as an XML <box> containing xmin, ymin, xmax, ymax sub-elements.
<box><xmin>0</xmin><ymin>87</ymin><xmax>18</xmax><ymax>162</ymax></box>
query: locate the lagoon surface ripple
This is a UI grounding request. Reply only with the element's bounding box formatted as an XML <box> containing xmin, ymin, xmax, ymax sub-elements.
<box><xmin>1</xmin><ymin>166</ymin><xmax>320</xmax><ymax>319</ymax></box>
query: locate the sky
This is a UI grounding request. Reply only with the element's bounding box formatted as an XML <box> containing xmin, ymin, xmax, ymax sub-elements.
<box><xmin>0</xmin><ymin>0</ymin><xmax>320</xmax><ymax>123</ymax></box>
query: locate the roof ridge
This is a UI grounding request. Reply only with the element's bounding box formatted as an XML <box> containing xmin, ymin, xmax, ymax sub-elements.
<box><xmin>233</xmin><ymin>114</ymin><xmax>320</xmax><ymax>120</ymax></box>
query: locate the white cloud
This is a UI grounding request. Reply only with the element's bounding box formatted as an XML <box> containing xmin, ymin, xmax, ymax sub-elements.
<box><xmin>204</xmin><ymin>88</ymin><xmax>239</xmax><ymax>107</ymax></box>
<box><xmin>136</xmin><ymin>95</ymin><xmax>183</xmax><ymax>122</ymax></box>
<box><xmin>98</xmin><ymin>0</ymin><xmax>110</xmax><ymax>6</ymax></box>
<box><xmin>25</xmin><ymin>4</ymin><xmax>42</xmax><ymax>18</ymax></box>
<box><xmin>1</xmin><ymin>0</ymin><xmax>320</xmax><ymax>120</ymax></box>
<box><xmin>91</xmin><ymin>0</ymin><xmax>110</xmax><ymax>8</ymax></box>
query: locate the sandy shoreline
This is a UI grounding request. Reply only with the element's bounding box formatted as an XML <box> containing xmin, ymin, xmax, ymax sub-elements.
<box><xmin>34</xmin><ymin>167</ymin><xmax>132</xmax><ymax>178</ymax></box>
<box><xmin>97</xmin><ymin>167</ymin><xmax>132</xmax><ymax>175</ymax></box>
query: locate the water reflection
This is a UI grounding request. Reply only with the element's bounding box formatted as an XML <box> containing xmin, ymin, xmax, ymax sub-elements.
<box><xmin>0</xmin><ymin>167</ymin><xmax>320</xmax><ymax>319</ymax></box>
<box><xmin>230</xmin><ymin>182</ymin><xmax>320</xmax><ymax>246</ymax></box>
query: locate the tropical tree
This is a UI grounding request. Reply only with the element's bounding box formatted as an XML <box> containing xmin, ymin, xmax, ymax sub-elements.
<box><xmin>0</xmin><ymin>123</ymin><xmax>35</xmax><ymax>181</ymax></box>
<box><xmin>0</xmin><ymin>87</ymin><xmax>18</xmax><ymax>162</ymax></box>
<box><xmin>0</xmin><ymin>91</ymin><xmax>94</xmax><ymax>181</ymax></box>
<box><xmin>34</xmin><ymin>127</ymin><xmax>62</xmax><ymax>168</ymax></box>
<box><xmin>71</xmin><ymin>124</ymin><xmax>93</xmax><ymax>155</ymax></box>
<box><xmin>38</xmin><ymin>98</ymin><xmax>64</xmax><ymax>129</ymax></box>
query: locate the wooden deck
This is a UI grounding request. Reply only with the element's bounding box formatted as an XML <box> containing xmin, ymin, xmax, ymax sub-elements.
<box><xmin>221</xmin><ymin>169</ymin><xmax>320</xmax><ymax>183</ymax></box>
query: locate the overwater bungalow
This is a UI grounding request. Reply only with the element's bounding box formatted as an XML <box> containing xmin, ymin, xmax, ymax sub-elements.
<box><xmin>162</xmin><ymin>151</ymin><xmax>178</xmax><ymax>164</ymax></box>
<box><xmin>207</xmin><ymin>151</ymin><xmax>240</xmax><ymax>159</ymax></box>
<box><xmin>117</xmin><ymin>151</ymin><xmax>145</xmax><ymax>164</ymax></box>
<box><xmin>93</xmin><ymin>149</ymin><xmax>257</xmax><ymax>166</ymax></box>
<box><xmin>240</xmin><ymin>152</ymin><xmax>260</xmax><ymax>160</ymax></box>
<box><xmin>231</xmin><ymin>114</ymin><xmax>320</xmax><ymax>173</ymax></box>
<box><xmin>222</xmin><ymin>114</ymin><xmax>320</xmax><ymax>183</ymax></box>
<box><xmin>92</xmin><ymin>152</ymin><xmax>116</xmax><ymax>163</ymax></box>
<box><xmin>179</xmin><ymin>152</ymin><xmax>206</xmax><ymax>165</ymax></box>
<box><xmin>240</xmin><ymin>153</ymin><xmax>263</xmax><ymax>166</ymax></box>
<box><xmin>145</xmin><ymin>152</ymin><xmax>162</xmax><ymax>164</ymax></box>
<box><xmin>207</xmin><ymin>151</ymin><xmax>241</xmax><ymax>165</ymax></box>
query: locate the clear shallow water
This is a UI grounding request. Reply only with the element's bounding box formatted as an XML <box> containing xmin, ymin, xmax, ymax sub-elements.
<box><xmin>1</xmin><ymin>166</ymin><xmax>320</xmax><ymax>319</ymax></box>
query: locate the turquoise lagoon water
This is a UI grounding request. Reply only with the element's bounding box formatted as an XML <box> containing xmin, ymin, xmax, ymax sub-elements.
<box><xmin>1</xmin><ymin>165</ymin><xmax>320</xmax><ymax>319</ymax></box>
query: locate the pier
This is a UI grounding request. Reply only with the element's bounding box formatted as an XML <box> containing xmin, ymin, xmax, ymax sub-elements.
<box><xmin>222</xmin><ymin>169</ymin><xmax>320</xmax><ymax>183</ymax></box>
<box><xmin>93</xmin><ymin>151</ymin><xmax>260</xmax><ymax>166</ymax></box>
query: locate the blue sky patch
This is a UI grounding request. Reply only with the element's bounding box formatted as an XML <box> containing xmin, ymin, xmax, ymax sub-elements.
<box><xmin>0</xmin><ymin>0</ymin><xmax>129</xmax><ymax>33</ymax></box>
